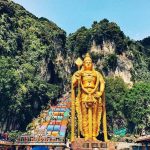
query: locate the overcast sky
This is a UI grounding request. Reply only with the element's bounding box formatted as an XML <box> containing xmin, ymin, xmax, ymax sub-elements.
<box><xmin>13</xmin><ymin>0</ymin><xmax>150</xmax><ymax>40</ymax></box>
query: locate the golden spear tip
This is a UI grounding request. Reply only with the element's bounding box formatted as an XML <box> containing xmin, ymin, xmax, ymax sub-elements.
<box><xmin>75</xmin><ymin>57</ymin><xmax>83</xmax><ymax>67</ymax></box>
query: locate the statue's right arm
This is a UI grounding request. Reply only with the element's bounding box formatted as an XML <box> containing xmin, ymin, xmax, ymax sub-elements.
<box><xmin>72</xmin><ymin>70</ymin><xmax>81</xmax><ymax>88</ymax></box>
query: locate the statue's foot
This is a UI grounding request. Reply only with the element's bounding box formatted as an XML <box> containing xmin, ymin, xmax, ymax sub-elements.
<box><xmin>84</xmin><ymin>137</ymin><xmax>89</xmax><ymax>141</ymax></box>
<box><xmin>92</xmin><ymin>137</ymin><xmax>97</xmax><ymax>141</ymax></box>
<box><xmin>105</xmin><ymin>139</ymin><xmax>110</xmax><ymax>142</ymax></box>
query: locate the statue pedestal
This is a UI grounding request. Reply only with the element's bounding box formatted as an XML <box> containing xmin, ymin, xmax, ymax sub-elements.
<box><xmin>71</xmin><ymin>138</ymin><xmax>117</xmax><ymax>150</ymax></box>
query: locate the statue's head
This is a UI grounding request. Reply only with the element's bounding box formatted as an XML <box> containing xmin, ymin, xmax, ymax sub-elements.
<box><xmin>83</xmin><ymin>53</ymin><xmax>93</xmax><ymax>70</ymax></box>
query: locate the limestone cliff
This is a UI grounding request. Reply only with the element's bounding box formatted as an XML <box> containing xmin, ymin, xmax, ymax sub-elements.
<box><xmin>90</xmin><ymin>41</ymin><xmax>133</xmax><ymax>86</ymax></box>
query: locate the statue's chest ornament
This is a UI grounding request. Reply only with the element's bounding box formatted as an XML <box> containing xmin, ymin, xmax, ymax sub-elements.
<box><xmin>82</xmin><ymin>72</ymin><xmax>94</xmax><ymax>78</ymax></box>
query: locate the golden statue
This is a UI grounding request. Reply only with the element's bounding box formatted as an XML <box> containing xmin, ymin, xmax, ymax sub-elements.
<box><xmin>71</xmin><ymin>53</ymin><xmax>108</xmax><ymax>142</ymax></box>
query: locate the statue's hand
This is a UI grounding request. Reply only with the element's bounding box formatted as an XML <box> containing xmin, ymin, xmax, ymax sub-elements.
<box><xmin>94</xmin><ymin>92</ymin><xmax>102</xmax><ymax>98</ymax></box>
<box><xmin>72</xmin><ymin>71</ymin><xmax>81</xmax><ymax>87</ymax></box>
<box><xmin>74</xmin><ymin>71</ymin><xmax>81</xmax><ymax>80</ymax></box>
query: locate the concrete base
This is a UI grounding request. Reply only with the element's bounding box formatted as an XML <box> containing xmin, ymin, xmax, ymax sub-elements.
<box><xmin>71</xmin><ymin>138</ymin><xmax>117</xmax><ymax>150</ymax></box>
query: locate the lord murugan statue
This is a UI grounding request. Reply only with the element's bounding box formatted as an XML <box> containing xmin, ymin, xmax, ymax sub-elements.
<box><xmin>71</xmin><ymin>53</ymin><xmax>108</xmax><ymax>142</ymax></box>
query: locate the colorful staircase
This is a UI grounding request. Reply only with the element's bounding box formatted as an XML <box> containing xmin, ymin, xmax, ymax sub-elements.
<box><xmin>15</xmin><ymin>94</ymin><xmax>71</xmax><ymax>147</ymax></box>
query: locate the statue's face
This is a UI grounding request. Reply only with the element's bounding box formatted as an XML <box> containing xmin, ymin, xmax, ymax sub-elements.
<box><xmin>84</xmin><ymin>59</ymin><xmax>93</xmax><ymax>70</ymax></box>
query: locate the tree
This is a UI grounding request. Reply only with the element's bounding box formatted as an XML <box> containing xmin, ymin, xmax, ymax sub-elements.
<box><xmin>67</xmin><ymin>26</ymin><xmax>91</xmax><ymax>56</ymax></box>
<box><xmin>105</xmin><ymin>77</ymin><xmax>127</xmax><ymax>131</ymax></box>
<box><xmin>123</xmin><ymin>82</ymin><xmax>150</xmax><ymax>134</ymax></box>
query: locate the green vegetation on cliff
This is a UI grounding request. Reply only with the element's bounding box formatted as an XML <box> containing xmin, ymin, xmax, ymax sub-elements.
<box><xmin>67</xmin><ymin>19</ymin><xmax>127</xmax><ymax>56</ymax></box>
<box><xmin>0</xmin><ymin>0</ymin><xmax>65</xmax><ymax>131</ymax></box>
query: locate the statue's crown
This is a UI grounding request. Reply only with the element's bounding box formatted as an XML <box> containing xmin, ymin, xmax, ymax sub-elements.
<box><xmin>84</xmin><ymin>53</ymin><xmax>92</xmax><ymax>62</ymax></box>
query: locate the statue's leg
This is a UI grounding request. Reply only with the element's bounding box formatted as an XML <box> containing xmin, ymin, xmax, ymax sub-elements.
<box><xmin>81</xmin><ymin>102</ymin><xmax>89</xmax><ymax>140</ymax></box>
<box><xmin>92</xmin><ymin>102</ymin><xmax>98</xmax><ymax>140</ymax></box>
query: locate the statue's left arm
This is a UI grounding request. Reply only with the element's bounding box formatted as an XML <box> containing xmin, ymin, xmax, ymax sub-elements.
<box><xmin>96</xmin><ymin>72</ymin><xmax>105</xmax><ymax>97</ymax></box>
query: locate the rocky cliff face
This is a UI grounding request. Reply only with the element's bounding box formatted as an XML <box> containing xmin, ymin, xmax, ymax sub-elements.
<box><xmin>115</xmin><ymin>54</ymin><xmax>133</xmax><ymax>86</ymax></box>
<box><xmin>91</xmin><ymin>40</ymin><xmax>115</xmax><ymax>54</ymax></box>
<box><xmin>91</xmin><ymin>41</ymin><xmax>133</xmax><ymax>86</ymax></box>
